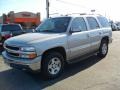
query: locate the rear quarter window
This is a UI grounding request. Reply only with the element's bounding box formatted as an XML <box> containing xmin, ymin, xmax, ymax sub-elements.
<box><xmin>97</xmin><ymin>17</ymin><xmax>110</xmax><ymax>27</ymax></box>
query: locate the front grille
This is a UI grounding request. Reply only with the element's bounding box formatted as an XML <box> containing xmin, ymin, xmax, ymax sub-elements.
<box><xmin>4</xmin><ymin>44</ymin><xmax>20</xmax><ymax>57</ymax></box>
<box><xmin>5</xmin><ymin>45</ymin><xmax>19</xmax><ymax>51</ymax></box>
<box><xmin>7</xmin><ymin>51</ymin><xmax>19</xmax><ymax>57</ymax></box>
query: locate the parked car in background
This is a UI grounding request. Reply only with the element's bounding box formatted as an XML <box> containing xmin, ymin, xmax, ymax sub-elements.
<box><xmin>116</xmin><ymin>23</ymin><xmax>120</xmax><ymax>30</ymax></box>
<box><xmin>2</xmin><ymin>14</ymin><xmax>112</xmax><ymax>80</ymax></box>
<box><xmin>117</xmin><ymin>25</ymin><xmax>120</xmax><ymax>30</ymax></box>
<box><xmin>0</xmin><ymin>24</ymin><xmax>24</xmax><ymax>50</ymax></box>
<box><xmin>111</xmin><ymin>23</ymin><xmax>118</xmax><ymax>31</ymax></box>
<box><xmin>23</xmin><ymin>29</ymin><xmax>34</xmax><ymax>33</ymax></box>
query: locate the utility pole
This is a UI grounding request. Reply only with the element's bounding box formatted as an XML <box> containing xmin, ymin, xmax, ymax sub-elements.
<box><xmin>46</xmin><ymin>0</ymin><xmax>49</xmax><ymax>18</ymax></box>
<box><xmin>91</xmin><ymin>9</ymin><xmax>95</xmax><ymax>14</ymax></box>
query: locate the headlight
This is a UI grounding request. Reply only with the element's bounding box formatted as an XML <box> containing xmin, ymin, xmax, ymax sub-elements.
<box><xmin>20</xmin><ymin>47</ymin><xmax>37</xmax><ymax>59</ymax></box>
<box><xmin>20</xmin><ymin>47</ymin><xmax>35</xmax><ymax>52</ymax></box>
<box><xmin>20</xmin><ymin>53</ymin><xmax>37</xmax><ymax>59</ymax></box>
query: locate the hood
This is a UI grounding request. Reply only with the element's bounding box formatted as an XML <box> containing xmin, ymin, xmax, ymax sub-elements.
<box><xmin>5</xmin><ymin>33</ymin><xmax>64</xmax><ymax>46</ymax></box>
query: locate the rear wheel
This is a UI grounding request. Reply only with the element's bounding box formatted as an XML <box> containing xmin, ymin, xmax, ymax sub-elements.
<box><xmin>97</xmin><ymin>39</ymin><xmax>108</xmax><ymax>58</ymax></box>
<box><xmin>41</xmin><ymin>51</ymin><xmax>64</xmax><ymax>80</ymax></box>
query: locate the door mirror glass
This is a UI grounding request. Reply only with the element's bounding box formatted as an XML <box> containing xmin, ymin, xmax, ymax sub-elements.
<box><xmin>70</xmin><ymin>27</ymin><xmax>81</xmax><ymax>33</ymax></box>
<box><xmin>32</xmin><ymin>29</ymin><xmax>35</xmax><ymax>32</ymax></box>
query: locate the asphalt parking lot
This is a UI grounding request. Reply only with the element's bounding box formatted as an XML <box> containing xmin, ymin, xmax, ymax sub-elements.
<box><xmin>0</xmin><ymin>31</ymin><xmax>120</xmax><ymax>90</ymax></box>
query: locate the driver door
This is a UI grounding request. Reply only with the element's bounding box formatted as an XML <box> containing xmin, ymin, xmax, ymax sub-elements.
<box><xmin>67</xmin><ymin>17</ymin><xmax>91</xmax><ymax>60</ymax></box>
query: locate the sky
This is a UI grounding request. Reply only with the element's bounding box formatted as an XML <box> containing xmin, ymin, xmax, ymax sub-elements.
<box><xmin>0</xmin><ymin>0</ymin><xmax>120</xmax><ymax>21</ymax></box>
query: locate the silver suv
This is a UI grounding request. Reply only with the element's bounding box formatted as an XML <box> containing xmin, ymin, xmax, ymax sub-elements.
<box><xmin>2</xmin><ymin>14</ymin><xmax>112</xmax><ymax>79</ymax></box>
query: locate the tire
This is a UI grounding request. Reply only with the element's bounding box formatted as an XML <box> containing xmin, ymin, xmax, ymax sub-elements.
<box><xmin>41</xmin><ymin>51</ymin><xmax>64</xmax><ymax>80</ymax></box>
<box><xmin>97</xmin><ymin>39</ymin><xmax>108</xmax><ymax>58</ymax></box>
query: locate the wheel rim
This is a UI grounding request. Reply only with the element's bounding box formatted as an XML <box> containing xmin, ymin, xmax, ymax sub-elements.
<box><xmin>48</xmin><ymin>57</ymin><xmax>61</xmax><ymax>75</ymax></box>
<box><xmin>102</xmin><ymin>43</ymin><xmax>108</xmax><ymax>55</ymax></box>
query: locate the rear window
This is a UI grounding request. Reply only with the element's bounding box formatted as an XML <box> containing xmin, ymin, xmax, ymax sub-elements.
<box><xmin>97</xmin><ymin>17</ymin><xmax>110</xmax><ymax>27</ymax></box>
<box><xmin>2</xmin><ymin>25</ymin><xmax>21</xmax><ymax>31</ymax></box>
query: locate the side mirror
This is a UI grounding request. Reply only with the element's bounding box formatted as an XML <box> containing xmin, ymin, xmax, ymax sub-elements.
<box><xmin>32</xmin><ymin>29</ymin><xmax>35</xmax><ymax>32</ymax></box>
<box><xmin>69</xmin><ymin>27</ymin><xmax>81</xmax><ymax>34</ymax></box>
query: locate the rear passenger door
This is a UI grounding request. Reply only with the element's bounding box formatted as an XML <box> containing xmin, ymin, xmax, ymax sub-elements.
<box><xmin>86</xmin><ymin>17</ymin><xmax>102</xmax><ymax>52</ymax></box>
<box><xmin>68</xmin><ymin>17</ymin><xmax>91</xmax><ymax>59</ymax></box>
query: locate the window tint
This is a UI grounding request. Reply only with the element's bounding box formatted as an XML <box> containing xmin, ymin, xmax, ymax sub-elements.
<box><xmin>71</xmin><ymin>17</ymin><xmax>87</xmax><ymax>32</ymax></box>
<box><xmin>36</xmin><ymin>17</ymin><xmax>71</xmax><ymax>33</ymax></box>
<box><xmin>97</xmin><ymin>17</ymin><xmax>110</xmax><ymax>27</ymax></box>
<box><xmin>2</xmin><ymin>25</ymin><xmax>21</xmax><ymax>31</ymax></box>
<box><xmin>87</xmin><ymin>17</ymin><xmax>99</xmax><ymax>29</ymax></box>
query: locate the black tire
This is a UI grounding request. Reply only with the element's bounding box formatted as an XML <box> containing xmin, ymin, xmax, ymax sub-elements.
<box><xmin>97</xmin><ymin>39</ymin><xmax>108</xmax><ymax>58</ymax></box>
<box><xmin>41</xmin><ymin>51</ymin><xmax>64</xmax><ymax>80</ymax></box>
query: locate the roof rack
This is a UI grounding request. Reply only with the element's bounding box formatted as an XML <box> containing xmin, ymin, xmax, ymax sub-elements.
<box><xmin>65</xmin><ymin>13</ymin><xmax>103</xmax><ymax>16</ymax></box>
<box><xmin>49</xmin><ymin>13</ymin><xmax>103</xmax><ymax>18</ymax></box>
<box><xmin>49</xmin><ymin>13</ymin><xmax>66</xmax><ymax>18</ymax></box>
<box><xmin>65</xmin><ymin>13</ymin><xmax>87</xmax><ymax>16</ymax></box>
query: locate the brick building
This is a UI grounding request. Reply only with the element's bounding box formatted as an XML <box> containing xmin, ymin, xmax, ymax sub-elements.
<box><xmin>0</xmin><ymin>11</ymin><xmax>41</xmax><ymax>29</ymax></box>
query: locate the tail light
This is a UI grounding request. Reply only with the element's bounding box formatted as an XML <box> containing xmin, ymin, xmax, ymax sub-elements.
<box><xmin>4</xmin><ymin>34</ymin><xmax>12</xmax><ymax>39</ymax></box>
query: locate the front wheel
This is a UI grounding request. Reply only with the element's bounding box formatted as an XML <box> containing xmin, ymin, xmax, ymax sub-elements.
<box><xmin>97</xmin><ymin>40</ymin><xmax>108</xmax><ymax>58</ymax></box>
<box><xmin>41</xmin><ymin>52</ymin><xmax>64</xmax><ymax>80</ymax></box>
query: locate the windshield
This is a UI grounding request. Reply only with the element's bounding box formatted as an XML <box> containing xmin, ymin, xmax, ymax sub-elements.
<box><xmin>2</xmin><ymin>25</ymin><xmax>21</xmax><ymax>31</ymax></box>
<box><xmin>36</xmin><ymin>17</ymin><xmax>71</xmax><ymax>33</ymax></box>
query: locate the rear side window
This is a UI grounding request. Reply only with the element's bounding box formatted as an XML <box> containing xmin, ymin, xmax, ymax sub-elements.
<box><xmin>2</xmin><ymin>25</ymin><xmax>21</xmax><ymax>31</ymax></box>
<box><xmin>71</xmin><ymin>17</ymin><xmax>87</xmax><ymax>32</ymax></box>
<box><xmin>97</xmin><ymin>16</ymin><xmax>110</xmax><ymax>27</ymax></box>
<box><xmin>87</xmin><ymin>17</ymin><xmax>100</xmax><ymax>30</ymax></box>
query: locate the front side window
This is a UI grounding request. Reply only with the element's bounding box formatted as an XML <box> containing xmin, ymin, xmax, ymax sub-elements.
<box><xmin>36</xmin><ymin>17</ymin><xmax>71</xmax><ymax>33</ymax></box>
<box><xmin>71</xmin><ymin>17</ymin><xmax>87</xmax><ymax>32</ymax></box>
<box><xmin>87</xmin><ymin>17</ymin><xmax>100</xmax><ymax>30</ymax></box>
<box><xmin>97</xmin><ymin>16</ymin><xmax>110</xmax><ymax>27</ymax></box>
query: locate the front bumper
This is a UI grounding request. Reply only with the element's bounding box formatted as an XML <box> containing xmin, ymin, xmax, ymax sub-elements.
<box><xmin>2</xmin><ymin>51</ymin><xmax>42</xmax><ymax>71</ymax></box>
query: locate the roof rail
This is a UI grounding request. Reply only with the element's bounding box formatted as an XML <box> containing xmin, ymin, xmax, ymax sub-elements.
<box><xmin>65</xmin><ymin>13</ymin><xmax>87</xmax><ymax>16</ymax></box>
<box><xmin>49</xmin><ymin>13</ymin><xmax>66</xmax><ymax>18</ymax></box>
<box><xmin>49</xmin><ymin>13</ymin><xmax>103</xmax><ymax>18</ymax></box>
<box><xmin>65</xmin><ymin>13</ymin><xmax>103</xmax><ymax>16</ymax></box>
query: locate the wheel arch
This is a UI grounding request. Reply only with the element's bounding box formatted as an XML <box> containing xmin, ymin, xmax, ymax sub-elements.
<box><xmin>101</xmin><ymin>36</ymin><xmax>109</xmax><ymax>43</ymax></box>
<box><xmin>42</xmin><ymin>46</ymin><xmax>66</xmax><ymax>61</ymax></box>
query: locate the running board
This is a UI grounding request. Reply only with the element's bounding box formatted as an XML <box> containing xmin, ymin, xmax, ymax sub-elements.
<box><xmin>67</xmin><ymin>52</ymin><xmax>98</xmax><ymax>64</ymax></box>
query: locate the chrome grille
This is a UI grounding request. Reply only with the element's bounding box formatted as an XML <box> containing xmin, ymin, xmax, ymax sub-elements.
<box><xmin>4</xmin><ymin>44</ymin><xmax>20</xmax><ymax>57</ymax></box>
<box><xmin>7</xmin><ymin>51</ymin><xmax>20</xmax><ymax>57</ymax></box>
<box><xmin>5</xmin><ymin>45</ymin><xmax>19</xmax><ymax>51</ymax></box>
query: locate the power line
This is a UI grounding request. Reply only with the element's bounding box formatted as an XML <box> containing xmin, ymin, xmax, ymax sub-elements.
<box><xmin>55</xmin><ymin>0</ymin><xmax>90</xmax><ymax>10</ymax></box>
<box><xmin>46</xmin><ymin>0</ymin><xmax>93</xmax><ymax>18</ymax></box>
